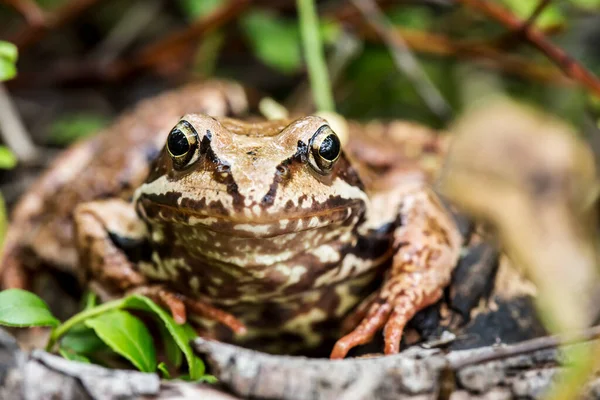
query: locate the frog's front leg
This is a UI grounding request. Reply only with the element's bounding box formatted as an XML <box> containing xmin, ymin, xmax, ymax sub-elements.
<box><xmin>330</xmin><ymin>188</ymin><xmax>462</xmax><ymax>359</ymax></box>
<box><xmin>74</xmin><ymin>199</ymin><xmax>246</xmax><ymax>334</ymax></box>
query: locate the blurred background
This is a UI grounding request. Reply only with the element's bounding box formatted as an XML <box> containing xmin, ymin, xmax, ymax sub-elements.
<box><xmin>2</xmin><ymin>0</ymin><xmax>600</xmax><ymax>208</ymax></box>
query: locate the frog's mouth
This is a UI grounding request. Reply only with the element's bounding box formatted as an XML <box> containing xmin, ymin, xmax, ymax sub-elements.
<box><xmin>140</xmin><ymin>196</ymin><xmax>363</xmax><ymax>238</ymax></box>
<box><xmin>182</xmin><ymin>205</ymin><xmax>357</xmax><ymax>238</ymax></box>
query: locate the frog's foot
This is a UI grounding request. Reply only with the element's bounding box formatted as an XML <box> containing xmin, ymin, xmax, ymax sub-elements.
<box><xmin>330</xmin><ymin>188</ymin><xmax>463</xmax><ymax>359</ymax></box>
<box><xmin>133</xmin><ymin>286</ymin><xmax>247</xmax><ymax>335</ymax></box>
<box><xmin>330</xmin><ymin>287</ymin><xmax>443</xmax><ymax>359</ymax></box>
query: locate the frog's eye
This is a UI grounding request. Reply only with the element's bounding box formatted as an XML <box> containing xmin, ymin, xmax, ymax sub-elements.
<box><xmin>308</xmin><ymin>125</ymin><xmax>341</xmax><ymax>174</ymax></box>
<box><xmin>167</xmin><ymin>120</ymin><xmax>198</xmax><ymax>169</ymax></box>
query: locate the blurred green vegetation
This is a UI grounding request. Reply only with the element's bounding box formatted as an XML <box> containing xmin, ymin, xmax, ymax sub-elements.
<box><xmin>0</xmin><ymin>41</ymin><xmax>17</xmax><ymax>81</ymax></box>
<box><xmin>0</xmin><ymin>0</ymin><xmax>600</xmax><ymax>137</ymax></box>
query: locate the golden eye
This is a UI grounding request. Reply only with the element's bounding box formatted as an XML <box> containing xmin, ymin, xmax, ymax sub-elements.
<box><xmin>308</xmin><ymin>125</ymin><xmax>341</xmax><ymax>174</ymax></box>
<box><xmin>167</xmin><ymin>120</ymin><xmax>198</xmax><ymax>169</ymax></box>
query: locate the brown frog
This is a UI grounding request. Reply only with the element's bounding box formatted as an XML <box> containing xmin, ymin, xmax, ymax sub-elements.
<box><xmin>1</xmin><ymin>81</ymin><xmax>462</xmax><ymax>358</ymax></box>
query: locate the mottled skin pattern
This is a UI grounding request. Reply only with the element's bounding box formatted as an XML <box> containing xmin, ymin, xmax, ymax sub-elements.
<box><xmin>1</xmin><ymin>81</ymin><xmax>462</xmax><ymax>358</ymax></box>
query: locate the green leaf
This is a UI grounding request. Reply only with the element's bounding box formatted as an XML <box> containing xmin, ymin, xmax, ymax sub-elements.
<box><xmin>0</xmin><ymin>146</ymin><xmax>17</xmax><ymax>170</ymax></box>
<box><xmin>158</xmin><ymin>322</ymin><xmax>183</xmax><ymax>368</ymax></box>
<box><xmin>0</xmin><ymin>41</ymin><xmax>18</xmax><ymax>82</ymax></box>
<box><xmin>122</xmin><ymin>295</ymin><xmax>204</xmax><ymax>380</ymax></box>
<box><xmin>157</xmin><ymin>362</ymin><xmax>171</xmax><ymax>379</ymax></box>
<box><xmin>49</xmin><ymin>113</ymin><xmax>108</xmax><ymax>145</ymax></box>
<box><xmin>59</xmin><ymin>348</ymin><xmax>91</xmax><ymax>363</ymax></box>
<box><xmin>60</xmin><ymin>325</ymin><xmax>107</xmax><ymax>354</ymax></box>
<box><xmin>240</xmin><ymin>10</ymin><xmax>302</xmax><ymax>74</ymax></box>
<box><xmin>0</xmin><ymin>289</ymin><xmax>60</xmax><ymax>327</ymax></box>
<box><xmin>85</xmin><ymin>310</ymin><xmax>156</xmax><ymax>373</ymax></box>
<box><xmin>0</xmin><ymin>61</ymin><xmax>16</xmax><ymax>82</ymax></box>
<box><xmin>0</xmin><ymin>42</ymin><xmax>17</xmax><ymax>63</ymax></box>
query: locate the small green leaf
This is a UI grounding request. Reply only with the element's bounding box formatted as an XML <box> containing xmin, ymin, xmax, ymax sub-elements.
<box><xmin>0</xmin><ymin>42</ymin><xmax>17</xmax><ymax>63</ymax></box>
<box><xmin>240</xmin><ymin>10</ymin><xmax>302</xmax><ymax>74</ymax></box>
<box><xmin>0</xmin><ymin>61</ymin><xmax>17</xmax><ymax>82</ymax></box>
<box><xmin>157</xmin><ymin>362</ymin><xmax>171</xmax><ymax>379</ymax></box>
<box><xmin>59</xmin><ymin>348</ymin><xmax>91</xmax><ymax>363</ymax></box>
<box><xmin>122</xmin><ymin>295</ymin><xmax>204</xmax><ymax>380</ymax></box>
<box><xmin>0</xmin><ymin>41</ymin><xmax>18</xmax><ymax>82</ymax></box>
<box><xmin>0</xmin><ymin>146</ymin><xmax>17</xmax><ymax>170</ymax></box>
<box><xmin>0</xmin><ymin>289</ymin><xmax>59</xmax><ymax>327</ymax></box>
<box><xmin>49</xmin><ymin>113</ymin><xmax>108</xmax><ymax>145</ymax></box>
<box><xmin>85</xmin><ymin>310</ymin><xmax>156</xmax><ymax>373</ymax></box>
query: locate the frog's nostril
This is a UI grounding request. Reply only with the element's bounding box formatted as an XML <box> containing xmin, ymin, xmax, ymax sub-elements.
<box><xmin>276</xmin><ymin>165</ymin><xmax>290</xmax><ymax>179</ymax></box>
<box><xmin>216</xmin><ymin>164</ymin><xmax>231</xmax><ymax>174</ymax></box>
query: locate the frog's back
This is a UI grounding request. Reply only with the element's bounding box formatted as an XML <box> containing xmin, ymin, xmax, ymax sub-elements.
<box><xmin>344</xmin><ymin>120</ymin><xmax>448</xmax><ymax>194</ymax></box>
<box><xmin>1</xmin><ymin>81</ymin><xmax>251</xmax><ymax>284</ymax></box>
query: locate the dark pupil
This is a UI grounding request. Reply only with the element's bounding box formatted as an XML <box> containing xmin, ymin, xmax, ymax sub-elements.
<box><xmin>167</xmin><ymin>129</ymin><xmax>189</xmax><ymax>156</ymax></box>
<box><xmin>318</xmin><ymin>134</ymin><xmax>340</xmax><ymax>161</ymax></box>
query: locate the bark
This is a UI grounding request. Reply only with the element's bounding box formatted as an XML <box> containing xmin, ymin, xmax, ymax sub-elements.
<box><xmin>4</xmin><ymin>325</ymin><xmax>600</xmax><ymax>400</ymax></box>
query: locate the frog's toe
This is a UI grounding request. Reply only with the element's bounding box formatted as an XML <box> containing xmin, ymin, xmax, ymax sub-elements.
<box><xmin>330</xmin><ymin>302</ymin><xmax>392</xmax><ymax>359</ymax></box>
<box><xmin>382</xmin><ymin>310</ymin><xmax>408</xmax><ymax>355</ymax></box>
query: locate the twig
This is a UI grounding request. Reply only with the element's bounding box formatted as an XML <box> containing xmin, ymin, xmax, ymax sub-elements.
<box><xmin>297</xmin><ymin>0</ymin><xmax>336</xmax><ymax>112</ymax></box>
<box><xmin>1</xmin><ymin>0</ymin><xmax>45</xmax><ymax>26</ymax></box>
<box><xmin>455</xmin><ymin>0</ymin><xmax>600</xmax><ymax>97</ymax></box>
<box><xmin>450</xmin><ymin>324</ymin><xmax>600</xmax><ymax>370</ymax></box>
<box><xmin>351</xmin><ymin>0</ymin><xmax>453</xmax><ymax>121</ymax></box>
<box><xmin>0</xmin><ymin>83</ymin><xmax>37</xmax><ymax>162</ymax></box>
<box><xmin>10</xmin><ymin>0</ymin><xmax>104</xmax><ymax>49</ymax></box>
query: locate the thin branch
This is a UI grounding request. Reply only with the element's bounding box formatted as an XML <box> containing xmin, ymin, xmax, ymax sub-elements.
<box><xmin>455</xmin><ymin>0</ymin><xmax>600</xmax><ymax>97</ymax></box>
<box><xmin>351</xmin><ymin>0</ymin><xmax>453</xmax><ymax>121</ymax></box>
<box><xmin>450</xmin><ymin>324</ymin><xmax>600</xmax><ymax>370</ymax></box>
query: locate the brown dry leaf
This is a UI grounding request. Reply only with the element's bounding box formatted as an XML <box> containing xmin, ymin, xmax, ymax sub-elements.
<box><xmin>439</xmin><ymin>99</ymin><xmax>600</xmax><ymax>399</ymax></box>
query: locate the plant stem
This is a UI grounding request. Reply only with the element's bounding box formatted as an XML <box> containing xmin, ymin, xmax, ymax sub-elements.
<box><xmin>297</xmin><ymin>0</ymin><xmax>335</xmax><ymax>112</ymax></box>
<box><xmin>47</xmin><ymin>298</ymin><xmax>126</xmax><ymax>351</ymax></box>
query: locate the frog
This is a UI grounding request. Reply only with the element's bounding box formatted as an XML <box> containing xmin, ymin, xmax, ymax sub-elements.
<box><xmin>1</xmin><ymin>80</ymin><xmax>462</xmax><ymax>358</ymax></box>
